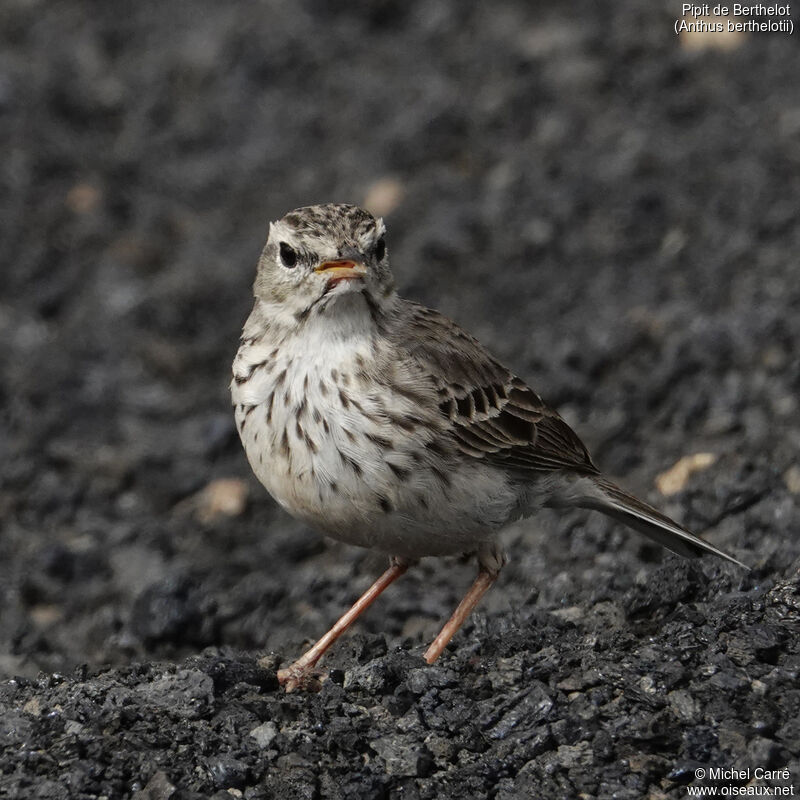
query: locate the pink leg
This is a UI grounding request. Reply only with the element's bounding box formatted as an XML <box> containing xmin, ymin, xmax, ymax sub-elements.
<box><xmin>277</xmin><ymin>558</ymin><xmax>409</xmax><ymax>691</ymax></box>
<box><xmin>423</xmin><ymin>568</ymin><xmax>498</xmax><ymax>664</ymax></box>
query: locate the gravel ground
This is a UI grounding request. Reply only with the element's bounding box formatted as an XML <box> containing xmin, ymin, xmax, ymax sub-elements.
<box><xmin>1</xmin><ymin>1</ymin><xmax>799</xmax><ymax>798</ymax></box>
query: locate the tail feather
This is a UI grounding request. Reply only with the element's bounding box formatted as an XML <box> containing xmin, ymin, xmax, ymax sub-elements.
<box><xmin>580</xmin><ymin>477</ymin><xmax>748</xmax><ymax>569</ymax></box>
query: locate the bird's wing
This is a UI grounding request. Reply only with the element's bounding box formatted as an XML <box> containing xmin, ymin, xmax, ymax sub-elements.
<box><xmin>388</xmin><ymin>301</ymin><xmax>598</xmax><ymax>475</ymax></box>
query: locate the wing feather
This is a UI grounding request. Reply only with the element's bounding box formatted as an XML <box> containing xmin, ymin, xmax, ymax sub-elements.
<box><xmin>388</xmin><ymin>301</ymin><xmax>598</xmax><ymax>476</ymax></box>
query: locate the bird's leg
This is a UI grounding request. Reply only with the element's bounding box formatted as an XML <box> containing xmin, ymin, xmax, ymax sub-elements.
<box><xmin>423</xmin><ymin>545</ymin><xmax>505</xmax><ymax>664</ymax></box>
<box><xmin>277</xmin><ymin>556</ymin><xmax>410</xmax><ymax>692</ymax></box>
<box><xmin>423</xmin><ymin>569</ymin><xmax>497</xmax><ymax>663</ymax></box>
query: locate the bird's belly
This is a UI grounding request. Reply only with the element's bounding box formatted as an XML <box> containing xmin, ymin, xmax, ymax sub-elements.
<box><xmin>233</xmin><ymin>357</ymin><xmax>519</xmax><ymax>556</ymax></box>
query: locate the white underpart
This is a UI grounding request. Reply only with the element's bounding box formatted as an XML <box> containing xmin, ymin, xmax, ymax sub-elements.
<box><xmin>232</xmin><ymin>296</ymin><xmax>526</xmax><ymax>563</ymax></box>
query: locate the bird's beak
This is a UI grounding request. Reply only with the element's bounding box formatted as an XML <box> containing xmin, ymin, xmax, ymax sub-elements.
<box><xmin>314</xmin><ymin>259</ymin><xmax>367</xmax><ymax>280</ymax></box>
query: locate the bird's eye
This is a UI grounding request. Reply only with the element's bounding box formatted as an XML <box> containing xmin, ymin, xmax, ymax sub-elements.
<box><xmin>279</xmin><ymin>242</ymin><xmax>297</xmax><ymax>268</ymax></box>
<box><xmin>375</xmin><ymin>236</ymin><xmax>386</xmax><ymax>262</ymax></box>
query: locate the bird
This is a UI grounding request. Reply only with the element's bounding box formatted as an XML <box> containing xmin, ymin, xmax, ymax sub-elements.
<box><xmin>231</xmin><ymin>203</ymin><xmax>747</xmax><ymax>691</ymax></box>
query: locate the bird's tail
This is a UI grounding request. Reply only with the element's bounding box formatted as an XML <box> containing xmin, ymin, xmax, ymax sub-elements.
<box><xmin>576</xmin><ymin>476</ymin><xmax>748</xmax><ymax>569</ymax></box>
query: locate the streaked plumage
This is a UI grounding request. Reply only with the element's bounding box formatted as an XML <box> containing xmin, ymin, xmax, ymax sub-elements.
<box><xmin>232</xmin><ymin>203</ymin><xmax>746</xmax><ymax>690</ymax></box>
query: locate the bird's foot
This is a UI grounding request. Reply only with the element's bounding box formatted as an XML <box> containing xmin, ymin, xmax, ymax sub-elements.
<box><xmin>276</xmin><ymin>661</ymin><xmax>326</xmax><ymax>693</ymax></box>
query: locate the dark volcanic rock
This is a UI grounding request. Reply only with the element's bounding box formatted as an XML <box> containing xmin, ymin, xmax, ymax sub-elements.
<box><xmin>1</xmin><ymin>0</ymin><xmax>799</xmax><ymax>798</ymax></box>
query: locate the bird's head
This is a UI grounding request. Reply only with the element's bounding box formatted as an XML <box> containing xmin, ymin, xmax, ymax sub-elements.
<box><xmin>254</xmin><ymin>203</ymin><xmax>395</xmax><ymax>324</ymax></box>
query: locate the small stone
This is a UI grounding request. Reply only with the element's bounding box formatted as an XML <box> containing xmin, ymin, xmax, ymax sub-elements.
<box><xmin>556</xmin><ymin>669</ymin><xmax>601</xmax><ymax>692</ymax></box>
<box><xmin>554</xmin><ymin>741</ymin><xmax>593</xmax><ymax>768</ymax></box>
<box><xmin>748</xmin><ymin>736</ymin><xmax>779</xmax><ymax>767</ymax></box>
<box><xmin>131</xmin><ymin>771</ymin><xmax>176</xmax><ymax>800</ymax></box>
<box><xmin>22</xmin><ymin>698</ymin><xmax>42</xmax><ymax>717</ymax></box>
<box><xmin>627</xmin><ymin>753</ymin><xmax>668</xmax><ymax>779</ymax></box>
<box><xmin>342</xmin><ymin>661</ymin><xmax>389</xmax><ymax>693</ymax></box>
<box><xmin>249</xmin><ymin>721</ymin><xmax>278</xmax><ymax>749</ymax></box>
<box><xmin>488</xmin><ymin>654</ymin><xmax>524</xmax><ymax>688</ymax></box>
<box><xmin>137</xmin><ymin>669</ymin><xmax>214</xmax><ymax>719</ymax></box>
<box><xmin>29</xmin><ymin>604</ymin><xmax>65</xmax><ymax>627</ymax></box>
<box><xmin>783</xmin><ymin>465</ymin><xmax>800</xmax><ymax>494</ymax></box>
<box><xmin>185</xmin><ymin>478</ymin><xmax>249</xmax><ymax>523</ymax></box>
<box><xmin>406</xmin><ymin>665</ymin><xmax>453</xmax><ymax>695</ymax></box>
<box><xmin>370</xmin><ymin>735</ymin><xmax>432</xmax><ymax>777</ymax></box>
<box><xmin>257</xmin><ymin>653</ymin><xmax>282</xmax><ymax>671</ymax></box>
<box><xmin>484</xmin><ymin>683</ymin><xmax>554</xmax><ymax>740</ymax></box>
<box><xmin>65</xmin><ymin>182</ymin><xmax>102</xmax><ymax>214</ymax></box>
<box><xmin>423</xmin><ymin>733</ymin><xmax>457</xmax><ymax>764</ymax></box>
<box><xmin>556</xmin><ymin>674</ymin><xmax>583</xmax><ymax>692</ymax></box>
<box><xmin>207</xmin><ymin>756</ymin><xmax>248</xmax><ymax>789</ymax></box>
<box><xmin>668</xmin><ymin>689</ymin><xmax>700</xmax><ymax>723</ymax></box>
<box><xmin>718</xmin><ymin>726</ymin><xmax>747</xmax><ymax>754</ymax></box>
<box><xmin>363</xmin><ymin>177</ymin><xmax>404</xmax><ymax>217</ymax></box>
<box><xmin>708</xmin><ymin>670</ymin><xmax>749</xmax><ymax>692</ymax></box>
<box><xmin>0</xmin><ymin>712</ymin><xmax>33</xmax><ymax>744</ymax></box>
<box><xmin>65</xmin><ymin>720</ymin><xmax>86</xmax><ymax>735</ymax></box>
<box><xmin>587</xmin><ymin>601</ymin><xmax>625</xmax><ymax>630</ymax></box>
<box><xmin>655</xmin><ymin>453</ymin><xmax>717</xmax><ymax>496</ymax></box>
<box><xmin>639</xmin><ymin>674</ymin><xmax>658</xmax><ymax>694</ymax></box>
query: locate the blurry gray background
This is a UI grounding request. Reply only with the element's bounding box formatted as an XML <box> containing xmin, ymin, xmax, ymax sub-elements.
<box><xmin>1</xmin><ymin>1</ymin><xmax>798</xmax><ymax>797</ymax></box>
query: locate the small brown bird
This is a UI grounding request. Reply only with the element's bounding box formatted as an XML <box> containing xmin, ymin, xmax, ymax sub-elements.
<box><xmin>231</xmin><ymin>203</ymin><xmax>746</xmax><ymax>691</ymax></box>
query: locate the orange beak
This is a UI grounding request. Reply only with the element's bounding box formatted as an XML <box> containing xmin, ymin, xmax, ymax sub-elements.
<box><xmin>314</xmin><ymin>259</ymin><xmax>367</xmax><ymax>280</ymax></box>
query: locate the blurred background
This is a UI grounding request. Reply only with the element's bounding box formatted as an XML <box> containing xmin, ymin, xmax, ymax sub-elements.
<box><xmin>1</xmin><ymin>0</ymin><xmax>798</xmax><ymax>679</ymax></box>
